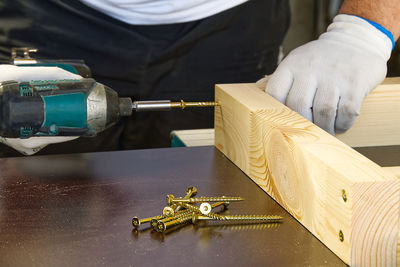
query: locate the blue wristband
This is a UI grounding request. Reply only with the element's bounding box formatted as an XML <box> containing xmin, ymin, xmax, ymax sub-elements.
<box><xmin>356</xmin><ymin>16</ymin><xmax>395</xmax><ymax>50</ymax></box>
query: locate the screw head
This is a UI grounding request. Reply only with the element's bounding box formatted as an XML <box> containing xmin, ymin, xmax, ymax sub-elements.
<box><xmin>339</xmin><ymin>230</ymin><xmax>344</xmax><ymax>242</ymax></box>
<box><xmin>223</xmin><ymin>202</ymin><xmax>230</xmax><ymax>210</ymax></box>
<box><xmin>132</xmin><ymin>216</ymin><xmax>140</xmax><ymax>228</ymax></box>
<box><xmin>151</xmin><ymin>218</ymin><xmax>159</xmax><ymax>229</ymax></box>
<box><xmin>186</xmin><ymin>186</ymin><xmax>198</xmax><ymax>196</ymax></box>
<box><xmin>342</xmin><ymin>189</ymin><xmax>347</xmax><ymax>202</ymax></box>
<box><xmin>157</xmin><ymin>221</ymin><xmax>167</xmax><ymax>232</ymax></box>
<box><xmin>166</xmin><ymin>194</ymin><xmax>175</xmax><ymax>206</ymax></box>
<box><xmin>342</xmin><ymin>190</ymin><xmax>347</xmax><ymax>202</ymax></box>
<box><xmin>163</xmin><ymin>207</ymin><xmax>174</xmax><ymax>217</ymax></box>
<box><xmin>199</xmin><ymin>202</ymin><xmax>212</xmax><ymax>215</ymax></box>
<box><xmin>192</xmin><ymin>215</ymin><xmax>198</xmax><ymax>224</ymax></box>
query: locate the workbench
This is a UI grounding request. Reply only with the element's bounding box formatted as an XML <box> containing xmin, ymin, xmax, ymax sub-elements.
<box><xmin>0</xmin><ymin>146</ymin><xmax>353</xmax><ymax>266</ymax></box>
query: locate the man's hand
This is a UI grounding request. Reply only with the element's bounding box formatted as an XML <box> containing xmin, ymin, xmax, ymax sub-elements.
<box><xmin>266</xmin><ymin>0</ymin><xmax>400</xmax><ymax>134</ymax></box>
<box><xmin>266</xmin><ymin>14</ymin><xmax>393</xmax><ymax>134</ymax></box>
<box><xmin>0</xmin><ymin>65</ymin><xmax>82</xmax><ymax>155</ymax></box>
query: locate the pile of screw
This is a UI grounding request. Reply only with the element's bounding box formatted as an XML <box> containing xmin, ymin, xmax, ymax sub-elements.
<box><xmin>132</xmin><ymin>186</ymin><xmax>282</xmax><ymax>233</ymax></box>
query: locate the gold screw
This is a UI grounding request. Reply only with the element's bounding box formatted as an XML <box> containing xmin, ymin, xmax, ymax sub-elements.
<box><xmin>339</xmin><ymin>230</ymin><xmax>344</xmax><ymax>242</ymax></box>
<box><xmin>166</xmin><ymin>195</ymin><xmax>244</xmax><ymax>205</ymax></box>
<box><xmin>170</xmin><ymin>100</ymin><xmax>219</xmax><ymax>110</ymax></box>
<box><xmin>342</xmin><ymin>190</ymin><xmax>347</xmax><ymax>202</ymax></box>
<box><xmin>192</xmin><ymin>214</ymin><xmax>283</xmax><ymax>223</ymax></box>
<box><xmin>207</xmin><ymin>223</ymin><xmax>281</xmax><ymax>231</ymax></box>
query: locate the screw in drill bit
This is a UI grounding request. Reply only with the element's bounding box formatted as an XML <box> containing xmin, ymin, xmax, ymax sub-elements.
<box><xmin>166</xmin><ymin>195</ymin><xmax>243</xmax><ymax>206</ymax></box>
<box><xmin>170</xmin><ymin>100</ymin><xmax>219</xmax><ymax>110</ymax></box>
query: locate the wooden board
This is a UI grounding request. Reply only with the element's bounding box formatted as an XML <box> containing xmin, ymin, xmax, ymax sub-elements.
<box><xmin>214</xmin><ymin>83</ymin><xmax>400</xmax><ymax>266</ymax></box>
<box><xmin>336</xmin><ymin>78</ymin><xmax>400</xmax><ymax>147</ymax></box>
<box><xmin>382</xmin><ymin>167</ymin><xmax>400</xmax><ymax>266</ymax></box>
<box><xmin>171</xmin><ymin>129</ymin><xmax>215</xmax><ymax>147</ymax></box>
<box><xmin>255</xmin><ymin>77</ymin><xmax>400</xmax><ymax>147</ymax></box>
<box><xmin>385</xmin><ymin>167</ymin><xmax>400</xmax><ymax>179</ymax></box>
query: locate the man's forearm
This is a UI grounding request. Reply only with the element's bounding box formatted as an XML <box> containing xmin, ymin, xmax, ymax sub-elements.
<box><xmin>340</xmin><ymin>0</ymin><xmax>400</xmax><ymax>40</ymax></box>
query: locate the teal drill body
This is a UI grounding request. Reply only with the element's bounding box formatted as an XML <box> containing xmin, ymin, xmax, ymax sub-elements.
<box><xmin>0</xmin><ymin>78</ymin><xmax>132</xmax><ymax>138</ymax></box>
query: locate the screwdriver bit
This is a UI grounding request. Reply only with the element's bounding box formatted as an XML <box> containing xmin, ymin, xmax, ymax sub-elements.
<box><xmin>133</xmin><ymin>100</ymin><xmax>219</xmax><ymax>112</ymax></box>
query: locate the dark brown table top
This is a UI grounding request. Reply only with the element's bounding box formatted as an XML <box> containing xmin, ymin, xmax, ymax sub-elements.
<box><xmin>0</xmin><ymin>146</ymin><xmax>346</xmax><ymax>267</ymax></box>
<box><xmin>354</xmin><ymin>145</ymin><xmax>400</xmax><ymax>167</ymax></box>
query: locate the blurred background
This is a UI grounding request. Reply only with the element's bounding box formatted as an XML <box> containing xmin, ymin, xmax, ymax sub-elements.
<box><xmin>284</xmin><ymin>0</ymin><xmax>400</xmax><ymax>76</ymax></box>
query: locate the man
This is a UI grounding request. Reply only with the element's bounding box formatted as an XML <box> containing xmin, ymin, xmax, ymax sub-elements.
<box><xmin>0</xmin><ymin>0</ymin><xmax>398</xmax><ymax>156</ymax></box>
<box><xmin>0</xmin><ymin>0</ymin><xmax>289</xmax><ymax>156</ymax></box>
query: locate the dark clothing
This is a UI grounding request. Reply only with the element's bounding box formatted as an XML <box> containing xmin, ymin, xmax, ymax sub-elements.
<box><xmin>0</xmin><ymin>0</ymin><xmax>290</xmax><ymax>157</ymax></box>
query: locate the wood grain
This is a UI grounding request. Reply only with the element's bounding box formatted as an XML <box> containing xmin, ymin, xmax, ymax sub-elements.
<box><xmin>215</xmin><ymin>83</ymin><xmax>400</xmax><ymax>266</ymax></box>
<box><xmin>255</xmin><ymin>77</ymin><xmax>400</xmax><ymax>147</ymax></box>
<box><xmin>384</xmin><ymin>166</ymin><xmax>400</xmax><ymax>178</ymax></box>
<box><xmin>336</xmin><ymin>78</ymin><xmax>400</xmax><ymax>147</ymax></box>
<box><xmin>385</xmin><ymin>166</ymin><xmax>400</xmax><ymax>266</ymax></box>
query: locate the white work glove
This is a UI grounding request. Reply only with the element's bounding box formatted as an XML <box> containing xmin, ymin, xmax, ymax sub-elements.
<box><xmin>266</xmin><ymin>14</ymin><xmax>393</xmax><ymax>134</ymax></box>
<box><xmin>0</xmin><ymin>65</ymin><xmax>82</xmax><ymax>155</ymax></box>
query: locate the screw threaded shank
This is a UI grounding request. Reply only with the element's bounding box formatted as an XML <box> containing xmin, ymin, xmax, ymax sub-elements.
<box><xmin>160</xmin><ymin>210</ymin><xmax>194</xmax><ymax>223</ymax></box>
<box><xmin>194</xmin><ymin>214</ymin><xmax>282</xmax><ymax>222</ymax></box>
<box><xmin>223</xmin><ymin>215</ymin><xmax>282</xmax><ymax>221</ymax></box>
<box><xmin>172</xmin><ymin>196</ymin><xmax>243</xmax><ymax>203</ymax></box>
<box><xmin>171</xmin><ymin>101</ymin><xmax>219</xmax><ymax>110</ymax></box>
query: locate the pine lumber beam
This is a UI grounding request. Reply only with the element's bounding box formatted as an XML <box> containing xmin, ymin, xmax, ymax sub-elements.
<box><xmin>382</xmin><ymin>166</ymin><xmax>400</xmax><ymax>266</ymax></box>
<box><xmin>336</xmin><ymin>78</ymin><xmax>400</xmax><ymax>147</ymax></box>
<box><xmin>255</xmin><ymin>77</ymin><xmax>400</xmax><ymax>147</ymax></box>
<box><xmin>384</xmin><ymin>167</ymin><xmax>400</xmax><ymax>179</ymax></box>
<box><xmin>214</xmin><ymin>83</ymin><xmax>400</xmax><ymax>266</ymax></box>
